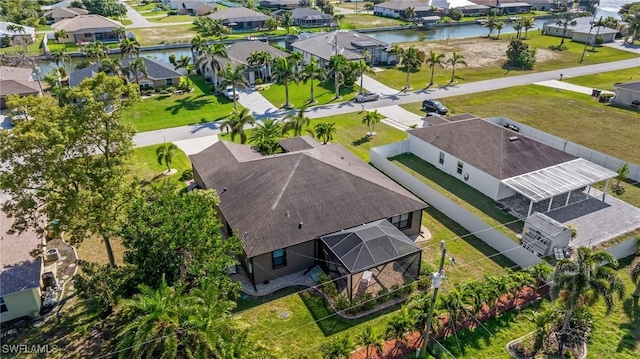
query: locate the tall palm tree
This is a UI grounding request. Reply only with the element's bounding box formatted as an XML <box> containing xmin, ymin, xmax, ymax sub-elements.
<box><xmin>404</xmin><ymin>6</ymin><xmax>416</xmax><ymax>22</ymax></box>
<box><xmin>333</xmin><ymin>13</ymin><xmax>345</xmax><ymax>27</ymax></box>
<box><xmin>385</xmin><ymin>308</ymin><xmax>412</xmax><ymax>352</ymax></box>
<box><xmin>513</xmin><ymin>18</ymin><xmax>524</xmax><ymax>39</ymax></box>
<box><xmin>287</xmin><ymin>51</ymin><xmax>304</xmax><ymax>67</ymax></box>
<box><xmin>51</xmin><ymin>49</ymin><xmax>71</xmax><ymax>69</ymax></box>
<box><xmin>211</xmin><ymin>19</ymin><xmax>230</xmax><ymax>40</ymax></box>
<box><xmin>495</xmin><ymin>20</ymin><xmax>505</xmax><ymax>39</ymax></box>
<box><xmin>271</xmin><ymin>57</ymin><xmax>299</xmax><ymax>108</ymax></box>
<box><xmin>190</xmin><ymin>35</ymin><xmax>207</xmax><ymax>56</ymax></box>
<box><xmin>446</xmin><ymin>50</ymin><xmax>467</xmax><ymax>83</ymax></box>
<box><xmin>522</xmin><ymin>17</ymin><xmax>535</xmax><ymax>38</ymax></box>
<box><xmin>53</xmin><ymin>29</ymin><xmax>68</xmax><ymax>51</ymax></box>
<box><xmin>282</xmin><ymin>12</ymin><xmax>294</xmax><ymax>34</ymax></box>
<box><xmin>352</xmin><ymin>57</ymin><xmax>373</xmax><ymax>95</ymax></box>
<box><xmin>247</xmin><ymin>50</ymin><xmax>273</xmax><ymax>82</ymax></box>
<box><xmin>362</xmin><ymin>110</ymin><xmax>383</xmax><ymax>136</ymax></box>
<box><xmin>221</xmin><ymin>108</ymin><xmax>256</xmax><ymax>144</ymax></box>
<box><xmin>329</xmin><ymin>54</ymin><xmax>349</xmax><ymax>99</ymax></box>
<box><xmin>319</xmin><ymin>336</ymin><xmax>353</xmax><ymax>359</ymax></box>
<box><xmin>249</xmin><ymin>119</ymin><xmax>284</xmax><ymax>155</ymax></box>
<box><xmin>399</xmin><ymin>46</ymin><xmax>424</xmax><ymax>90</ymax></box>
<box><xmin>356</xmin><ymin>325</ymin><xmax>383</xmax><ymax>359</ymax></box>
<box><xmin>119</xmin><ymin>38</ymin><xmax>140</xmax><ymax>58</ymax></box>
<box><xmin>114</xmin><ymin>27</ymin><xmax>126</xmax><ymax>42</ymax></box>
<box><xmin>556</xmin><ymin>12</ymin><xmax>578</xmax><ymax>46</ymax></box>
<box><xmin>156</xmin><ymin>143</ymin><xmax>178</xmax><ymax>172</ymax></box>
<box><xmin>527</xmin><ymin>261</ymin><xmax>553</xmax><ymax>292</ymax></box>
<box><xmin>314</xmin><ymin>122</ymin><xmax>336</xmax><ymax>144</ymax></box>
<box><xmin>425</xmin><ymin>49</ymin><xmax>445</xmax><ymax>86</ymax></box>
<box><xmin>175</xmin><ymin>55</ymin><xmax>193</xmax><ymax>89</ymax></box>
<box><xmin>283</xmin><ymin>106</ymin><xmax>311</xmax><ymax>136</ymax></box>
<box><xmin>99</xmin><ymin>58</ymin><xmax>124</xmax><ymax>78</ymax></box>
<box><xmin>83</xmin><ymin>41</ymin><xmax>108</xmax><ymax>63</ymax></box>
<box><xmin>551</xmin><ymin>247</ymin><xmax>625</xmax><ymax>350</ymax></box>
<box><xmin>219</xmin><ymin>64</ymin><xmax>249</xmax><ymax>110</ymax></box>
<box><xmin>128</xmin><ymin>57</ymin><xmax>148</xmax><ymax>86</ymax></box>
<box><xmin>196</xmin><ymin>43</ymin><xmax>229</xmax><ymax>91</ymax></box>
<box><xmin>301</xmin><ymin>57</ymin><xmax>327</xmax><ymax>103</ymax></box>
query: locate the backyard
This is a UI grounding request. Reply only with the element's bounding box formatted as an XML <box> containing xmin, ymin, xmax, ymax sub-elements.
<box><xmin>259</xmin><ymin>79</ymin><xmax>361</xmax><ymax>109</ymax></box>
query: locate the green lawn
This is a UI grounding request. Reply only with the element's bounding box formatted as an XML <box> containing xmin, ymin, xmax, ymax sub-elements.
<box><xmin>129</xmin><ymin>144</ymin><xmax>192</xmax><ymax>190</ymax></box>
<box><xmin>373</xmin><ymin>33</ymin><xmax>637</xmax><ymax>91</ymax></box>
<box><xmin>142</xmin><ymin>10</ymin><xmax>170</xmax><ymax>17</ymax></box>
<box><xmin>147</xmin><ymin>14</ymin><xmax>195</xmax><ymax>23</ymax></box>
<box><xmin>130</xmin><ymin>24</ymin><xmax>195</xmax><ymax>46</ymax></box>
<box><xmin>400</xmin><ymin>85</ymin><xmax>640</xmax><ymax>164</ymax></box>
<box><xmin>121</xmin><ymin>76</ymin><xmax>238</xmax><ymax>132</ymax></box>
<box><xmin>259</xmin><ymin>80</ymin><xmax>361</xmax><ymax>109</ymax></box>
<box><xmin>339</xmin><ymin>14</ymin><xmax>409</xmax><ymax>30</ymax></box>
<box><xmin>564</xmin><ymin>67</ymin><xmax>640</xmax><ymax>91</ymax></box>
<box><xmin>0</xmin><ymin>34</ymin><xmax>44</xmax><ymax>56</ymax></box>
<box><xmin>391</xmin><ymin>153</ymin><xmax>524</xmax><ymax>243</ymax></box>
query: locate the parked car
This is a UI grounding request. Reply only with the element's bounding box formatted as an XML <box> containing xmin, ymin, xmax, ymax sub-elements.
<box><xmin>422</xmin><ymin>99</ymin><xmax>448</xmax><ymax>115</ymax></box>
<box><xmin>355</xmin><ymin>92</ymin><xmax>380</xmax><ymax>103</ymax></box>
<box><xmin>224</xmin><ymin>86</ymin><xmax>239</xmax><ymax>100</ymax></box>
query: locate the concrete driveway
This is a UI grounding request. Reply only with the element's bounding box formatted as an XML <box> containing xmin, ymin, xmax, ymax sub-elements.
<box><xmin>375</xmin><ymin>105</ymin><xmax>424</xmax><ymax>131</ymax></box>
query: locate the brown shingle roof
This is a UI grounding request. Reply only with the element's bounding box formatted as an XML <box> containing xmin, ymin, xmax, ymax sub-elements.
<box><xmin>52</xmin><ymin>14</ymin><xmax>122</xmax><ymax>32</ymax></box>
<box><xmin>278</xmin><ymin>135</ymin><xmax>321</xmax><ymax>152</ymax></box>
<box><xmin>206</xmin><ymin>7</ymin><xmax>270</xmax><ymax>23</ymax></box>
<box><xmin>43</xmin><ymin>7</ymin><xmax>88</xmax><ymax>19</ymax></box>
<box><xmin>190</xmin><ymin>141</ymin><xmax>426</xmax><ymax>257</ymax></box>
<box><xmin>0</xmin><ymin>66</ymin><xmax>40</xmax><ymax>97</ymax></box>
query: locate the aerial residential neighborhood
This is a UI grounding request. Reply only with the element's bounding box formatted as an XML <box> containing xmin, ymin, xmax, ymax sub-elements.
<box><xmin>1</xmin><ymin>0</ymin><xmax>640</xmax><ymax>358</ymax></box>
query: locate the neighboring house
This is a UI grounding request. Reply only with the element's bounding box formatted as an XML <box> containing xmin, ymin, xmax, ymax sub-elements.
<box><xmin>69</xmin><ymin>57</ymin><xmax>183</xmax><ymax>89</ymax></box>
<box><xmin>613</xmin><ymin>81</ymin><xmax>640</xmax><ymax>108</ymax></box>
<box><xmin>169</xmin><ymin>0</ymin><xmax>217</xmax><ymax>15</ymax></box>
<box><xmin>496</xmin><ymin>2</ymin><xmax>533</xmax><ymax>14</ymax></box>
<box><xmin>43</xmin><ymin>7</ymin><xmax>89</xmax><ymax>24</ymax></box>
<box><xmin>274</xmin><ymin>8</ymin><xmax>334</xmax><ymax>28</ymax></box>
<box><xmin>527</xmin><ymin>0</ymin><xmax>560</xmax><ymax>10</ymax></box>
<box><xmin>453</xmin><ymin>4</ymin><xmax>491</xmax><ymax>16</ymax></box>
<box><xmin>0</xmin><ymin>207</ymin><xmax>43</xmax><ymax>323</ymax></box>
<box><xmin>51</xmin><ymin>15</ymin><xmax>123</xmax><ymax>44</ymax></box>
<box><xmin>41</xmin><ymin>0</ymin><xmax>72</xmax><ymax>11</ymax></box>
<box><xmin>521</xmin><ymin>212</ymin><xmax>572</xmax><ymax>257</ymax></box>
<box><xmin>259</xmin><ymin>0</ymin><xmax>301</xmax><ymax>9</ymax></box>
<box><xmin>190</xmin><ymin>137</ymin><xmax>427</xmax><ymax>288</ymax></box>
<box><xmin>199</xmin><ymin>40</ymin><xmax>288</xmax><ymax>86</ymax></box>
<box><xmin>0</xmin><ymin>66</ymin><xmax>41</xmax><ymax>110</ymax></box>
<box><xmin>543</xmin><ymin>16</ymin><xmax>618</xmax><ymax>44</ymax></box>
<box><xmin>373</xmin><ymin>0</ymin><xmax>435</xmax><ymax>19</ymax></box>
<box><xmin>405</xmin><ymin>114</ymin><xmax>616</xmax><ymax>217</ymax></box>
<box><xmin>0</xmin><ymin>22</ymin><xmax>36</xmax><ymax>47</ymax></box>
<box><xmin>290</xmin><ymin>30</ymin><xmax>391</xmax><ymax>65</ymax></box>
<box><xmin>206</xmin><ymin>7</ymin><xmax>270</xmax><ymax>31</ymax></box>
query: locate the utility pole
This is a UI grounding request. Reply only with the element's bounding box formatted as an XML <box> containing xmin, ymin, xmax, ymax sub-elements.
<box><xmin>333</xmin><ymin>33</ymin><xmax>340</xmax><ymax>99</ymax></box>
<box><xmin>419</xmin><ymin>240</ymin><xmax>447</xmax><ymax>358</ymax></box>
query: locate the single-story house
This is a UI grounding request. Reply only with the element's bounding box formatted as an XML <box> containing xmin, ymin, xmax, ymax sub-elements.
<box><xmin>274</xmin><ymin>8</ymin><xmax>334</xmax><ymax>27</ymax></box>
<box><xmin>406</xmin><ymin>114</ymin><xmax>616</xmax><ymax>217</ymax></box>
<box><xmin>613</xmin><ymin>81</ymin><xmax>640</xmax><ymax>108</ymax></box>
<box><xmin>373</xmin><ymin>0</ymin><xmax>436</xmax><ymax>19</ymax></box>
<box><xmin>207</xmin><ymin>7</ymin><xmax>270</xmax><ymax>31</ymax></box>
<box><xmin>543</xmin><ymin>16</ymin><xmax>618</xmax><ymax>44</ymax></box>
<box><xmin>0</xmin><ymin>22</ymin><xmax>36</xmax><ymax>47</ymax></box>
<box><xmin>290</xmin><ymin>30</ymin><xmax>391</xmax><ymax>65</ymax></box>
<box><xmin>43</xmin><ymin>7</ymin><xmax>89</xmax><ymax>24</ymax></box>
<box><xmin>259</xmin><ymin>0</ymin><xmax>301</xmax><ymax>9</ymax></box>
<box><xmin>496</xmin><ymin>2</ymin><xmax>533</xmax><ymax>14</ymax></box>
<box><xmin>69</xmin><ymin>57</ymin><xmax>183</xmax><ymax>89</ymax></box>
<box><xmin>453</xmin><ymin>4</ymin><xmax>492</xmax><ymax>16</ymax></box>
<box><xmin>0</xmin><ymin>66</ymin><xmax>41</xmax><ymax>110</ymax></box>
<box><xmin>190</xmin><ymin>137</ymin><xmax>427</xmax><ymax>290</ymax></box>
<box><xmin>51</xmin><ymin>15</ymin><xmax>123</xmax><ymax>44</ymax></box>
<box><xmin>41</xmin><ymin>0</ymin><xmax>72</xmax><ymax>11</ymax></box>
<box><xmin>169</xmin><ymin>0</ymin><xmax>217</xmax><ymax>16</ymax></box>
<box><xmin>527</xmin><ymin>0</ymin><xmax>562</xmax><ymax>11</ymax></box>
<box><xmin>1</xmin><ymin>207</ymin><xmax>44</xmax><ymax>323</ymax></box>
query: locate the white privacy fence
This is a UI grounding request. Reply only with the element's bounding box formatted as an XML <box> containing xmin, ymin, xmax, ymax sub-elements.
<box><xmin>605</xmin><ymin>238</ymin><xmax>638</xmax><ymax>260</ymax></box>
<box><xmin>487</xmin><ymin>117</ymin><xmax>640</xmax><ymax>182</ymax></box>
<box><xmin>370</xmin><ymin>141</ymin><xmax>543</xmax><ymax>269</ymax></box>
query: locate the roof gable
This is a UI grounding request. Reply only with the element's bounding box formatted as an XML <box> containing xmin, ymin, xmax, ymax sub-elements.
<box><xmin>69</xmin><ymin>58</ymin><xmax>182</xmax><ymax>86</ymax></box>
<box><xmin>52</xmin><ymin>14</ymin><xmax>122</xmax><ymax>32</ymax></box>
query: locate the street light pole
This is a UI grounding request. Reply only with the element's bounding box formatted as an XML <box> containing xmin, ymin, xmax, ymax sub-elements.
<box><xmin>419</xmin><ymin>240</ymin><xmax>447</xmax><ymax>358</ymax></box>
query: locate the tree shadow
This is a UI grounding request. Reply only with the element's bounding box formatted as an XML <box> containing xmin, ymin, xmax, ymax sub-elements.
<box><xmin>616</xmin><ymin>295</ymin><xmax>640</xmax><ymax>353</ymax></box>
<box><xmin>352</xmin><ymin>136</ymin><xmax>371</xmax><ymax>147</ymax></box>
<box><xmin>165</xmin><ymin>95</ymin><xmax>212</xmax><ymax>115</ymax></box>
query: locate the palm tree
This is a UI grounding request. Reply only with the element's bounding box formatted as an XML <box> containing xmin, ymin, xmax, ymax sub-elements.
<box><xmin>328</xmin><ymin>54</ymin><xmax>349</xmax><ymax>99</ymax></box>
<box><xmin>83</xmin><ymin>41</ymin><xmax>108</xmax><ymax>63</ymax></box>
<box><xmin>283</xmin><ymin>106</ymin><xmax>311</xmax><ymax>136</ymax></box>
<box><xmin>551</xmin><ymin>247</ymin><xmax>625</xmax><ymax>350</ymax></box>
<box><xmin>527</xmin><ymin>306</ymin><xmax>557</xmax><ymax>355</ymax></box>
<box><xmin>399</xmin><ymin>46</ymin><xmax>424</xmax><ymax>90</ymax></box>
<box><xmin>386</xmin><ymin>308</ymin><xmax>412</xmax><ymax>352</ymax></box>
<box><xmin>221</xmin><ymin>108</ymin><xmax>256</xmax><ymax>144</ymax></box>
<box><xmin>556</xmin><ymin>12</ymin><xmax>578</xmax><ymax>46</ymax></box>
<box><xmin>51</xmin><ymin>49</ymin><xmax>71</xmax><ymax>69</ymax></box>
<box><xmin>99</xmin><ymin>58</ymin><xmax>124</xmax><ymax>78</ymax></box>
<box><xmin>362</xmin><ymin>110</ymin><xmax>383</xmax><ymax>136</ymax></box>
<box><xmin>486</xmin><ymin>14</ymin><xmax>499</xmax><ymax>38</ymax></box>
<box><xmin>527</xmin><ymin>261</ymin><xmax>553</xmax><ymax>292</ymax></box>
<box><xmin>114</xmin><ymin>27</ymin><xmax>126</xmax><ymax>42</ymax></box>
<box><xmin>319</xmin><ymin>336</ymin><xmax>353</xmax><ymax>359</ymax></box>
<box><xmin>74</xmin><ymin>59</ymin><xmax>91</xmax><ymax>71</ymax></box>
<box><xmin>156</xmin><ymin>143</ymin><xmax>178</xmax><ymax>172</ymax></box>
<box><xmin>314</xmin><ymin>122</ymin><xmax>336</xmax><ymax>144</ymax></box>
<box><xmin>195</xmin><ymin>43</ymin><xmax>229</xmax><ymax>91</ymax></box>
<box><xmin>356</xmin><ymin>325</ymin><xmax>383</xmax><ymax>359</ymax></box>
<box><xmin>53</xmin><ymin>29</ymin><xmax>67</xmax><ymax>50</ymax></box>
<box><xmin>271</xmin><ymin>57</ymin><xmax>299</xmax><ymax>108</ymax></box>
<box><xmin>495</xmin><ymin>20</ymin><xmax>505</xmax><ymax>39</ymax></box>
<box><xmin>128</xmin><ymin>57</ymin><xmax>148</xmax><ymax>86</ymax></box>
<box><xmin>352</xmin><ymin>57</ymin><xmax>373</xmax><ymax>95</ymax></box>
<box><xmin>247</xmin><ymin>50</ymin><xmax>273</xmax><ymax>82</ymax></box>
<box><xmin>446</xmin><ymin>50</ymin><xmax>467</xmax><ymax>83</ymax></box>
<box><xmin>287</xmin><ymin>51</ymin><xmax>304</xmax><ymax>68</ymax></box>
<box><xmin>513</xmin><ymin>18</ymin><xmax>524</xmax><ymax>39</ymax></box>
<box><xmin>632</xmin><ymin>254</ymin><xmax>640</xmax><ymax>297</ymax></box>
<box><xmin>119</xmin><ymin>38</ymin><xmax>140</xmax><ymax>58</ymax></box>
<box><xmin>190</xmin><ymin>34</ymin><xmax>207</xmax><ymax>56</ymax></box>
<box><xmin>438</xmin><ymin>286</ymin><xmax>471</xmax><ymax>331</ymax></box>
<box><xmin>219</xmin><ymin>64</ymin><xmax>249</xmax><ymax>110</ymax></box>
<box><xmin>364</xmin><ymin>3</ymin><xmax>374</xmax><ymax>14</ymax></box>
<box><xmin>522</xmin><ymin>17</ymin><xmax>535</xmax><ymax>38</ymax></box>
<box><xmin>404</xmin><ymin>6</ymin><xmax>417</xmax><ymax>22</ymax></box>
<box><xmin>462</xmin><ymin>280</ymin><xmax>488</xmax><ymax>317</ymax></box>
<box><xmin>301</xmin><ymin>57</ymin><xmax>327</xmax><ymax>103</ymax></box>
<box><xmin>249</xmin><ymin>119</ymin><xmax>284</xmax><ymax>155</ymax></box>
<box><xmin>282</xmin><ymin>12</ymin><xmax>294</xmax><ymax>34</ymax></box>
<box><xmin>425</xmin><ymin>49</ymin><xmax>445</xmax><ymax>86</ymax></box>
<box><xmin>211</xmin><ymin>19</ymin><xmax>231</xmax><ymax>40</ymax></box>
<box><xmin>175</xmin><ymin>55</ymin><xmax>193</xmax><ymax>89</ymax></box>
<box><xmin>7</xmin><ymin>24</ymin><xmax>27</xmax><ymax>51</ymax></box>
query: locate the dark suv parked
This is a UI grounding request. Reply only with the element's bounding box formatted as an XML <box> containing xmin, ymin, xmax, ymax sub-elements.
<box><xmin>422</xmin><ymin>99</ymin><xmax>448</xmax><ymax>115</ymax></box>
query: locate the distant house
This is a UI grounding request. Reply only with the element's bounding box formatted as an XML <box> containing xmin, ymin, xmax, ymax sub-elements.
<box><xmin>69</xmin><ymin>58</ymin><xmax>183</xmax><ymax>89</ymax></box>
<box><xmin>0</xmin><ymin>66</ymin><xmax>41</xmax><ymax>110</ymax></box>
<box><xmin>51</xmin><ymin>15</ymin><xmax>123</xmax><ymax>44</ymax></box>
<box><xmin>613</xmin><ymin>81</ymin><xmax>640</xmax><ymax>108</ymax></box>
<box><xmin>290</xmin><ymin>30</ymin><xmax>391</xmax><ymax>65</ymax></box>
<box><xmin>453</xmin><ymin>4</ymin><xmax>491</xmax><ymax>16</ymax></box>
<box><xmin>373</xmin><ymin>0</ymin><xmax>435</xmax><ymax>20</ymax></box>
<box><xmin>169</xmin><ymin>0</ymin><xmax>217</xmax><ymax>16</ymax></box>
<box><xmin>543</xmin><ymin>16</ymin><xmax>618</xmax><ymax>44</ymax></box>
<box><xmin>43</xmin><ymin>7</ymin><xmax>89</xmax><ymax>24</ymax></box>
<box><xmin>0</xmin><ymin>22</ymin><xmax>36</xmax><ymax>47</ymax></box>
<box><xmin>207</xmin><ymin>7</ymin><xmax>270</xmax><ymax>31</ymax></box>
<box><xmin>259</xmin><ymin>0</ymin><xmax>300</xmax><ymax>10</ymax></box>
<box><xmin>190</xmin><ymin>137</ymin><xmax>426</xmax><ymax>292</ymax></box>
<box><xmin>1</xmin><ymin>209</ymin><xmax>43</xmax><ymax>323</ymax></box>
<box><xmin>274</xmin><ymin>8</ymin><xmax>333</xmax><ymax>27</ymax></box>
<box><xmin>41</xmin><ymin>0</ymin><xmax>72</xmax><ymax>11</ymax></box>
<box><xmin>496</xmin><ymin>2</ymin><xmax>533</xmax><ymax>14</ymax></box>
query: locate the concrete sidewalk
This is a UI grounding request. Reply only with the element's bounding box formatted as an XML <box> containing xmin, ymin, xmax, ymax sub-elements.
<box><xmin>534</xmin><ymin>80</ymin><xmax>614</xmax><ymax>95</ymax></box>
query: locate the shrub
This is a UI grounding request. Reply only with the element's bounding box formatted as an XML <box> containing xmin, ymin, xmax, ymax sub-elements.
<box><xmin>377</xmin><ymin>287</ymin><xmax>390</xmax><ymax>304</ymax></box>
<box><xmin>390</xmin><ymin>283</ymin><xmax>402</xmax><ymax>298</ymax></box>
<box><xmin>334</xmin><ymin>294</ymin><xmax>350</xmax><ymax>311</ymax></box>
<box><xmin>255</xmin><ymin>78</ymin><xmax>263</xmax><ymax>85</ymax></box>
<box><xmin>180</xmin><ymin>169</ymin><xmax>194</xmax><ymax>181</ymax></box>
<box><xmin>316</xmin><ymin>272</ymin><xmax>331</xmax><ymax>285</ymax></box>
<box><xmin>360</xmin><ymin>293</ymin><xmax>376</xmax><ymax>311</ymax></box>
<box><xmin>165</xmin><ymin>86</ymin><xmax>177</xmax><ymax>93</ymax></box>
<box><xmin>506</xmin><ymin>39</ymin><xmax>537</xmax><ymax>69</ymax></box>
<box><xmin>595</xmin><ymin>36</ymin><xmax>605</xmax><ymax>45</ymax></box>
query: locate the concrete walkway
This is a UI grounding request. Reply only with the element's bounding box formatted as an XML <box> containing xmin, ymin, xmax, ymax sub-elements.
<box><xmin>376</xmin><ymin>105</ymin><xmax>424</xmax><ymax>131</ymax></box>
<box><xmin>534</xmin><ymin>80</ymin><xmax>615</xmax><ymax>95</ymax></box>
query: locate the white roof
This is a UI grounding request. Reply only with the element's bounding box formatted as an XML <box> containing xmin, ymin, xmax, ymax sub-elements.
<box><xmin>0</xmin><ymin>22</ymin><xmax>36</xmax><ymax>36</ymax></box>
<box><xmin>501</xmin><ymin>158</ymin><xmax>616</xmax><ymax>202</ymax></box>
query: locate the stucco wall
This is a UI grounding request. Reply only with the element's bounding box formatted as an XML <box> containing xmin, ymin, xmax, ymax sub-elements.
<box><xmin>374</xmin><ymin>7</ymin><xmax>401</xmax><ymax>18</ymax></box>
<box><xmin>252</xmin><ymin>240</ymin><xmax>316</xmax><ymax>283</ymax></box>
<box><xmin>0</xmin><ymin>288</ymin><xmax>41</xmax><ymax>323</ymax></box>
<box><xmin>605</xmin><ymin>238</ymin><xmax>638</xmax><ymax>260</ymax></box>
<box><xmin>572</xmin><ymin>31</ymin><xmax>615</xmax><ymax>44</ymax></box>
<box><xmin>613</xmin><ymin>88</ymin><xmax>640</xmax><ymax>106</ymax></box>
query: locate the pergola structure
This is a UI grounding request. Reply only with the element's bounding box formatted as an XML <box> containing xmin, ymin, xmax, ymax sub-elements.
<box><xmin>501</xmin><ymin>158</ymin><xmax>617</xmax><ymax>218</ymax></box>
<box><xmin>320</xmin><ymin>220</ymin><xmax>422</xmax><ymax>301</ymax></box>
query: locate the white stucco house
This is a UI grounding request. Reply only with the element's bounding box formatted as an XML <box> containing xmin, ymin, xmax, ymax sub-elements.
<box><xmin>543</xmin><ymin>16</ymin><xmax>618</xmax><ymax>44</ymax></box>
<box><xmin>613</xmin><ymin>81</ymin><xmax>640</xmax><ymax>108</ymax></box>
<box><xmin>290</xmin><ymin>30</ymin><xmax>391</xmax><ymax>65</ymax></box>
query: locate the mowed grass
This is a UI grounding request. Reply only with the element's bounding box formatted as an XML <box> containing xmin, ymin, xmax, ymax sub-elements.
<box><xmin>147</xmin><ymin>14</ymin><xmax>195</xmax><ymax>23</ymax></box>
<box><xmin>129</xmin><ymin>24</ymin><xmax>195</xmax><ymax>45</ymax></box>
<box><xmin>400</xmin><ymin>85</ymin><xmax>640</xmax><ymax>164</ymax></box>
<box><xmin>121</xmin><ymin>76</ymin><xmax>237</xmax><ymax>132</ymax></box>
<box><xmin>564</xmin><ymin>67</ymin><xmax>640</xmax><ymax>91</ymax></box>
<box><xmin>0</xmin><ymin>33</ymin><xmax>44</xmax><ymax>56</ymax></box>
<box><xmin>259</xmin><ymin>80</ymin><xmax>361</xmax><ymax>109</ymax></box>
<box><xmin>340</xmin><ymin>14</ymin><xmax>408</xmax><ymax>29</ymax></box>
<box><xmin>129</xmin><ymin>144</ymin><xmax>192</xmax><ymax>190</ymax></box>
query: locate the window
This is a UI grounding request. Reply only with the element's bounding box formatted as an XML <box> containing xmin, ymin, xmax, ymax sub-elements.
<box><xmin>84</xmin><ymin>33</ymin><xmax>92</xmax><ymax>38</ymax></box>
<box><xmin>457</xmin><ymin>161</ymin><xmax>464</xmax><ymax>174</ymax></box>
<box><xmin>272</xmin><ymin>249</ymin><xmax>287</xmax><ymax>269</ymax></box>
<box><xmin>439</xmin><ymin>152</ymin><xmax>445</xmax><ymax>165</ymax></box>
<box><xmin>389</xmin><ymin>212</ymin><xmax>412</xmax><ymax>230</ymax></box>
<box><xmin>0</xmin><ymin>297</ymin><xmax>7</xmax><ymax>313</ymax></box>
<box><xmin>166</xmin><ymin>78</ymin><xmax>173</xmax><ymax>86</ymax></box>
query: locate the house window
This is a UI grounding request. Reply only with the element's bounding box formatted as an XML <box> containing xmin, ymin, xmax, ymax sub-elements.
<box><xmin>389</xmin><ymin>212</ymin><xmax>412</xmax><ymax>230</ymax></box>
<box><xmin>457</xmin><ymin>161</ymin><xmax>464</xmax><ymax>174</ymax></box>
<box><xmin>439</xmin><ymin>152</ymin><xmax>445</xmax><ymax>165</ymax></box>
<box><xmin>0</xmin><ymin>297</ymin><xmax>7</xmax><ymax>313</ymax></box>
<box><xmin>84</xmin><ymin>33</ymin><xmax>92</xmax><ymax>38</ymax></box>
<box><xmin>166</xmin><ymin>78</ymin><xmax>173</xmax><ymax>86</ymax></box>
<box><xmin>272</xmin><ymin>249</ymin><xmax>287</xmax><ymax>269</ymax></box>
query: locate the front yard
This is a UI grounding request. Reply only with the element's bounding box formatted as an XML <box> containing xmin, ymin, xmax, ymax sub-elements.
<box><xmin>564</xmin><ymin>66</ymin><xmax>640</xmax><ymax>91</ymax></box>
<box><xmin>259</xmin><ymin>79</ymin><xmax>361</xmax><ymax>109</ymax></box>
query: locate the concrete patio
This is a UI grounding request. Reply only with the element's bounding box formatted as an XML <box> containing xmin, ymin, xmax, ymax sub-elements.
<box><xmin>231</xmin><ymin>265</ymin><xmax>321</xmax><ymax>296</ymax></box>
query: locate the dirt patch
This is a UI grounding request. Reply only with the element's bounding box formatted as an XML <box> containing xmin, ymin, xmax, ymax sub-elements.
<box><xmin>401</xmin><ymin>38</ymin><xmax>559</xmax><ymax>68</ymax></box>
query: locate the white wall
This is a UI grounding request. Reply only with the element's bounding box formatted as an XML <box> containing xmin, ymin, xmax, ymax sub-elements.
<box><xmin>373</xmin><ymin>7</ymin><xmax>401</xmax><ymax>18</ymax></box>
<box><xmin>605</xmin><ymin>238</ymin><xmax>638</xmax><ymax>260</ymax></box>
<box><xmin>613</xmin><ymin>88</ymin><xmax>640</xmax><ymax>106</ymax></box>
<box><xmin>572</xmin><ymin>31</ymin><xmax>615</xmax><ymax>44</ymax></box>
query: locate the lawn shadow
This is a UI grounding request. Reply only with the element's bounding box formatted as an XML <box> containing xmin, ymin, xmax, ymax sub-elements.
<box><xmin>352</xmin><ymin>136</ymin><xmax>371</xmax><ymax>146</ymax></box>
<box><xmin>616</xmin><ymin>295</ymin><xmax>640</xmax><ymax>353</ymax></box>
<box><xmin>193</xmin><ymin>76</ymin><xmax>213</xmax><ymax>94</ymax></box>
<box><xmin>165</xmin><ymin>94</ymin><xmax>212</xmax><ymax>115</ymax></box>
